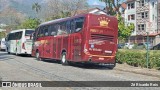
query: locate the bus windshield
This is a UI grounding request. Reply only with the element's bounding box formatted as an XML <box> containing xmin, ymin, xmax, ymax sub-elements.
<box><xmin>25</xmin><ymin>30</ymin><xmax>34</xmax><ymax>36</ymax></box>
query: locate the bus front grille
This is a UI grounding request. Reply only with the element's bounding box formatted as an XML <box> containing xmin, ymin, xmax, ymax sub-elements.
<box><xmin>91</xmin><ymin>34</ymin><xmax>114</xmax><ymax>42</ymax></box>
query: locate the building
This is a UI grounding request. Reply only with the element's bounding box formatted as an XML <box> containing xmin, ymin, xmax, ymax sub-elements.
<box><xmin>124</xmin><ymin>0</ymin><xmax>159</xmax><ymax>46</ymax></box>
<box><xmin>124</xmin><ymin>0</ymin><xmax>137</xmax><ymax>36</ymax></box>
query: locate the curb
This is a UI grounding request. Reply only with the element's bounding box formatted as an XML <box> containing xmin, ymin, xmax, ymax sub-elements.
<box><xmin>114</xmin><ymin>64</ymin><xmax>160</xmax><ymax>78</ymax></box>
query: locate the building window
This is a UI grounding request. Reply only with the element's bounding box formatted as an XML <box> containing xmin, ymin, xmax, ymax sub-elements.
<box><xmin>140</xmin><ymin>12</ymin><xmax>148</xmax><ymax>19</ymax></box>
<box><xmin>152</xmin><ymin>2</ymin><xmax>154</xmax><ymax>8</ymax></box>
<box><xmin>128</xmin><ymin>4</ymin><xmax>130</xmax><ymax>9</ymax></box>
<box><xmin>128</xmin><ymin>15</ymin><xmax>130</xmax><ymax>20</ymax></box>
<box><xmin>128</xmin><ymin>14</ymin><xmax>135</xmax><ymax>20</ymax></box>
<box><xmin>138</xmin><ymin>24</ymin><xmax>146</xmax><ymax>31</ymax></box>
<box><xmin>153</xmin><ymin>14</ymin><xmax>154</xmax><ymax>20</ymax></box>
<box><xmin>141</xmin><ymin>12</ymin><xmax>145</xmax><ymax>18</ymax></box>
<box><xmin>128</xmin><ymin>3</ymin><xmax>134</xmax><ymax>9</ymax></box>
<box><xmin>138</xmin><ymin>25</ymin><xmax>141</xmax><ymax>30</ymax></box>
<box><xmin>145</xmin><ymin>12</ymin><xmax>148</xmax><ymax>18</ymax></box>
<box><xmin>141</xmin><ymin>24</ymin><xmax>145</xmax><ymax>30</ymax></box>
<box><xmin>131</xmin><ymin>3</ymin><xmax>135</xmax><ymax>9</ymax></box>
<box><xmin>131</xmin><ymin>14</ymin><xmax>135</xmax><ymax>20</ymax></box>
<box><xmin>139</xmin><ymin>0</ymin><xmax>145</xmax><ymax>6</ymax></box>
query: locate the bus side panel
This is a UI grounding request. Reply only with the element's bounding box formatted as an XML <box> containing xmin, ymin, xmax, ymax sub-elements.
<box><xmin>70</xmin><ymin>33</ymin><xmax>82</xmax><ymax>61</ymax></box>
<box><xmin>37</xmin><ymin>37</ymin><xmax>45</xmax><ymax>58</ymax></box>
<box><xmin>67</xmin><ymin>35</ymin><xmax>73</xmax><ymax>61</ymax></box>
<box><xmin>62</xmin><ymin>35</ymin><xmax>69</xmax><ymax>59</ymax></box>
<box><xmin>43</xmin><ymin>36</ymin><xmax>53</xmax><ymax>58</ymax></box>
<box><xmin>10</xmin><ymin>40</ymin><xmax>16</xmax><ymax>53</ymax></box>
<box><xmin>53</xmin><ymin>36</ymin><xmax>57</xmax><ymax>59</ymax></box>
<box><xmin>54</xmin><ymin>36</ymin><xmax>62</xmax><ymax>59</ymax></box>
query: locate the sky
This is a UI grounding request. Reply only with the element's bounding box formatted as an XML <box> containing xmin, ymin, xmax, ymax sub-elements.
<box><xmin>87</xmin><ymin>0</ymin><xmax>106</xmax><ymax>6</ymax></box>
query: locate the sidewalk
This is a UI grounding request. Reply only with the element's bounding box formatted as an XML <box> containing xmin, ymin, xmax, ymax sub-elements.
<box><xmin>115</xmin><ymin>63</ymin><xmax>160</xmax><ymax>78</ymax></box>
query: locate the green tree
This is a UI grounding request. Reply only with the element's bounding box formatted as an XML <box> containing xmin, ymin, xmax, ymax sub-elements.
<box><xmin>18</xmin><ymin>18</ymin><xmax>41</xmax><ymax>29</ymax></box>
<box><xmin>99</xmin><ymin>0</ymin><xmax>122</xmax><ymax>15</ymax></box>
<box><xmin>32</xmin><ymin>3</ymin><xmax>41</xmax><ymax>13</ymax></box>
<box><xmin>118</xmin><ymin>15</ymin><xmax>134</xmax><ymax>41</ymax></box>
<box><xmin>0</xmin><ymin>31</ymin><xmax>6</xmax><ymax>39</ymax></box>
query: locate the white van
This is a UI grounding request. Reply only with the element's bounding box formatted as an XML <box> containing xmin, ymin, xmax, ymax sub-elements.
<box><xmin>0</xmin><ymin>38</ymin><xmax>6</xmax><ymax>51</ymax></box>
<box><xmin>6</xmin><ymin>29</ymin><xmax>34</xmax><ymax>55</ymax></box>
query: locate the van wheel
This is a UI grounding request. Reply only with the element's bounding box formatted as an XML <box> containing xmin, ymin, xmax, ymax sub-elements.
<box><xmin>7</xmin><ymin>48</ymin><xmax>10</xmax><ymax>54</ymax></box>
<box><xmin>61</xmin><ymin>52</ymin><xmax>68</xmax><ymax>65</ymax></box>
<box><xmin>36</xmin><ymin>51</ymin><xmax>42</xmax><ymax>61</ymax></box>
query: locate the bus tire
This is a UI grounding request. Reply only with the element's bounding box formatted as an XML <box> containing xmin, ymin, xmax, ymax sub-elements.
<box><xmin>61</xmin><ymin>52</ymin><xmax>68</xmax><ymax>65</ymax></box>
<box><xmin>7</xmin><ymin>48</ymin><xmax>10</xmax><ymax>54</ymax></box>
<box><xmin>36</xmin><ymin>51</ymin><xmax>42</xmax><ymax>61</ymax></box>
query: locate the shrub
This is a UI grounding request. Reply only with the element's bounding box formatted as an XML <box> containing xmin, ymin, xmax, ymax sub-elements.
<box><xmin>116</xmin><ymin>49</ymin><xmax>160</xmax><ymax>70</ymax></box>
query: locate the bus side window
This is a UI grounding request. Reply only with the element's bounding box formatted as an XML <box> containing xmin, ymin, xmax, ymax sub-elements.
<box><xmin>75</xmin><ymin>17</ymin><xmax>84</xmax><ymax>32</ymax></box>
<box><xmin>57</xmin><ymin>22</ymin><xmax>68</xmax><ymax>35</ymax></box>
<box><xmin>38</xmin><ymin>26</ymin><xmax>44</xmax><ymax>37</ymax></box>
<box><xmin>10</xmin><ymin>33</ymin><xmax>15</xmax><ymax>40</ymax></box>
<box><xmin>44</xmin><ymin>26</ymin><xmax>49</xmax><ymax>36</ymax></box>
<box><xmin>48</xmin><ymin>25</ymin><xmax>57</xmax><ymax>36</ymax></box>
<box><xmin>66</xmin><ymin>20</ymin><xmax>71</xmax><ymax>33</ymax></box>
<box><xmin>16</xmin><ymin>31</ymin><xmax>22</xmax><ymax>40</ymax></box>
<box><xmin>71</xmin><ymin>19</ymin><xmax>75</xmax><ymax>33</ymax></box>
<box><xmin>34</xmin><ymin>28</ymin><xmax>39</xmax><ymax>40</ymax></box>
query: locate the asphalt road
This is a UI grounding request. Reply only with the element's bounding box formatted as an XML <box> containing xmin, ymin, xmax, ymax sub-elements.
<box><xmin>0</xmin><ymin>51</ymin><xmax>160</xmax><ymax>90</ymax></box>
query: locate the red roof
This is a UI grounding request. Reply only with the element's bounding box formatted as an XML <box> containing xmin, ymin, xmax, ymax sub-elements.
<box><xmin>126</xmin><ymin>0</ymin><xmax>136</xmax><ymax>3</ymax></box>
<box><xmin>121</xmin><ymin>3</ymin><xmax>127</xmax><ymax>9</ymax></box>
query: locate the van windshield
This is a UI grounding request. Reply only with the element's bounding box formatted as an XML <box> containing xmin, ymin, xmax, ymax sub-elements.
<box><xmin>25</xmin><ymin>30</ymin><xmax>34</xmax><ymax>36</ymax></box>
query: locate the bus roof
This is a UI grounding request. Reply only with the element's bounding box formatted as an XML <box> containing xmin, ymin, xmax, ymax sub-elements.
<box><xmin>40</xmin><ymin>18</ymin><xmax>69</xmax><ymax>26</ymax></box>
<box><xmin>39</xmin><ymin>14</ymin><xmax>87</xmax><ymax>26</ymax></box>
<box><xmin>39</xmin><ymin>13</ymin><xmax>117</xmax><ymax>27</ymax></box>
<box><xmin>9</xmin><ymin>29</ymin><xmax>34</xmax><ymax>33</ymax></box>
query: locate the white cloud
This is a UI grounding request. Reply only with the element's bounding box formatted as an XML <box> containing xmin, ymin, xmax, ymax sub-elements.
<box><xmin>93</xmin><ymin>1</ymin><xmax>100</xmax><ymax>5</ymax></box>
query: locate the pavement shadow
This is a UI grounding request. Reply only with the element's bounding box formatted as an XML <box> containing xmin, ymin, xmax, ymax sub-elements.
<box><xmin>0</xmin><ymin>56</ymin><xmax>14</xmax><ymax>61</ymax></box>
<box><xmin>41</xmin><ymin>59</ymin><xmax>112</xmax><ymax>70</ymax></box>
<box><xmin>0</xmin><ymin>52</ymin><xmax>10</xmax><ymax>56</ymax></box>
<box><xmin>69</xmin><ymin>63</ymin><xmax>112</xmax><ymax>70</ymax></box>
<box><xmin>15</xmin><ymin>54</ymin><xmax>35</xmax><ymax>59</ymax></box>
<box><xmin>42</xmin><ymin>59</ymin><xmax>61</xmax><ymax>64</ymax></box>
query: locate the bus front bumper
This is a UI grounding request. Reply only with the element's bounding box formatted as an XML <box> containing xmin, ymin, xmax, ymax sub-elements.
<box><xmin>21</xmin><ymin>49</ymin><xmax>32</xmax><ymax>55</ymax></box>
<box><xmin>83</xmin><ymin>54</ymin><xmax>116</xmax><ymax>64</ymax></box>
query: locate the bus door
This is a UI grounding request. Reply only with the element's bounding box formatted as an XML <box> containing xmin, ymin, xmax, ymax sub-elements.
<box><xmin>49</xmin><ymin>25</ymin><xmax>59</xmax><ymax>59</ymax></box>
<box><xmin>72</xmin><ymin>34</ymin><xmax>82</xmax><ymax>61</ymax></box>
<box><xmin>53</xmin><ymin>35</ymin><xmax>62</xmax><ymax>59</ymax></box>
<box><xmin>71</xmin><ymin>17</ymin><xmax>84</xmax><ymax>61</ymax></box>
<box><xmin>43</xmin><ymin>26</ymin><xmax>54</xmax><ymax>58</ymax></box>
<box><xmin>54</xmin><ymin>23</ymin><xmax>70</xmax><ymax>59</ymax></box>
<box><xmin>36</xmin><ymin>26</ymin><xmax>46</xmax><ymax>58</ymax></box>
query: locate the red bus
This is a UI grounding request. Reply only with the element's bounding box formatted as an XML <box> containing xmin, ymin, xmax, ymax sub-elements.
<box><xmin>32</xmin><ymin>13</ymin><xmax>118</xmax><ymax>68</ymax></box>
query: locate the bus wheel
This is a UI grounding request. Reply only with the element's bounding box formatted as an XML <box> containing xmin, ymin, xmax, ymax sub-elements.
<box><xmin>8</xmin><ymin>52</ymin><xmax>10</xmax><ymax>54</ymax></box>
<box><xmin>61</xmin><ymin>52</ymin><xmax>68</xmax><ymax>65</ymax></box>
<box><xmin>36</xmin><ymin>51</ymin><xmax>42</xmax><ymax>61</ymax></box>
<box><xmin>7</xmin><ymin>48</ymin><xmax>10</xmax><ymax>54</ymax></box>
